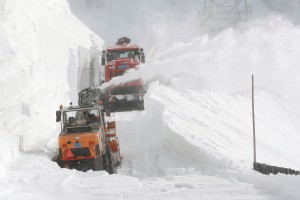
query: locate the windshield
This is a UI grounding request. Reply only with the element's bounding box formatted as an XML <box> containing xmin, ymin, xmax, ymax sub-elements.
<box><xmin>107</xmin><ymin>50</ymin><xmax>139</xmax><ymax>62</ymax></box>
<box><xmin>62</xmin><ymin>108</ymin><xmax>101</xmax><ymax>133</ymax></box>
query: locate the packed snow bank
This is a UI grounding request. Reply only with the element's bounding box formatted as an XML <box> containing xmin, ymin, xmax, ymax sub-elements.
<box><xmin>143</xmin><ymin>82</ymin><xmax>300</xmax><ymax>169</ymax></box>
<box><xmin>1</xmin><ymin>153</ymin><xmax>141</xmax><ymax>200</ymax></box>
<box><xmin>129</xmin><ymin>17</ymin><xmax>300</xmax><ymax>167</ymax></box>
<box><xmin>0</xmin><ymin>0</ymin><xmax>102</xmax><ymax>185</ymax></box>
<box><xmin>118</xmin><ymin>80</ymin><xmax>300</xmax><ymax>176</ymax></box>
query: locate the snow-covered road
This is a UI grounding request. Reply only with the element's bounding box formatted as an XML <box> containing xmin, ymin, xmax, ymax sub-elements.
<box><xmin>1</xmin><ymin>0</ymin><xmax>300</xmax><ymax>199</ymax></box>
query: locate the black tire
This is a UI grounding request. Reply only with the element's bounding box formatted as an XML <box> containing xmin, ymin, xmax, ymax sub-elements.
<box><xmin>57</xmin><ymin>160</ymin><xmax>63</xmax><ymax>168</ymax></box>
<box><xmin>137</xmin><ymin>102</ymin><xmax>144</xmax><ymax>110</ymax></box>
<box><xmin>102</xmin><ymin>153</ymin><xmax>107</xmax><ymax>171</ymax></box>
<box><xmin>102</xmin><ymin>145</ymin><xmax>115</xmax><ymax>174</ymax></box>
<box><xmin>93</xmin><ymin>156</ymin><xmax>103</xmax><ymax>171</ymax></box>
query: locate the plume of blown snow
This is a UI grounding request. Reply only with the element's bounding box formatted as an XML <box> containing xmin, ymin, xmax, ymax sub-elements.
<box><xmin>102</xmin><ymin>16</ymin><xmax>300</xmax><ymax>110</ymax></box>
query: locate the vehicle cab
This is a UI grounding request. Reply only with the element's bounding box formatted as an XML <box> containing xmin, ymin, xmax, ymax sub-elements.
<box><xmin>100</xmin><ymin>38</ymin><xmax>146</xmax><ymax>113</ymax></box>
<box><xmin>55</xmin><ymin>105</ymin><xmax>106</xmax><ymax>171</ymax></box>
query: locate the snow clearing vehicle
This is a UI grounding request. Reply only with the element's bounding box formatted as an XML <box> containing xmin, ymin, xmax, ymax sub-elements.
<box><xmin>101</xmin><ymin>37</ymin><xmax>146</xmax><ymax>115</ymax></box>
<box><xmin>53</xmin><ymin>99</ymin><xmax>121</xmax><ymax>173</ymax></box>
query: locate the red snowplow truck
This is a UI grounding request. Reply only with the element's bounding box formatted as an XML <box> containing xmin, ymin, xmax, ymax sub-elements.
<box><xmin>101</xmin><ymin>37</ymin><xmax>146</xmax><ymax>114</ymax></box>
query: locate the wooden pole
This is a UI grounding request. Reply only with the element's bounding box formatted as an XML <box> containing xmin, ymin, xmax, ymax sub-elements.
<box><xmin>252</xmin><ymin>75</ymin><xmax>257</xmax><ymax>165</ymax></box>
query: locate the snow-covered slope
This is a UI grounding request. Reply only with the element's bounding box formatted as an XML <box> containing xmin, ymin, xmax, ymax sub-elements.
<box><xmin>105</xmin><ymin>15</ymin><xmax>300</xmax><ymax>199</ymax></box>
<box><xmin>111</xmin><ymin>16</ymin><xmax>300</xmax><ymax>169</ymax></box>
<box><xmin>1</xmin><ymin>0</ymin><xmax>300</xmax><ymax>200</ymax></box>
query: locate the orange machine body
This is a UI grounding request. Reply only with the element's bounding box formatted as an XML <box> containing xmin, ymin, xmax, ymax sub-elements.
<box><xmin>58</xmin><ymin>131</ymin><xmax>105</xmax><ymax>162</ymax></box>
<box><xmin>54</xmin><ymin>105</ymin><xmax>121</xmax><ymax>172</ymax></box>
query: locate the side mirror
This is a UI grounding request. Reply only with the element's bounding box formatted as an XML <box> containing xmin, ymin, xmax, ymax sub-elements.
<box><xmin>101</xmin><ymin>50</ymin><xmax>106</xmax><ymax>66</ymax></box>
<box><xmin>56</xmin><ymin>110</ymin><xmax>61</xmax><ymax>122</ymax></box>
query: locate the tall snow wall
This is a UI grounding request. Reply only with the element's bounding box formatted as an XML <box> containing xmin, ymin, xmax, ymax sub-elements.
<box><xmin>0</xmin><ymin>0</ymin><xmax>102</xmax><ymax>180</ymax></box>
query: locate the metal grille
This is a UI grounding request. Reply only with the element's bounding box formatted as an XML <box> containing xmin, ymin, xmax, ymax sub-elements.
<box><xmin>71</xmin><ymin>147</ymin><xmax>91</xmax><ymax>158</ymax></box>
<box><xmin>111</xmin><ymin>86</ymin><xmax>139</xmax><ymax>95</ymax></box>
